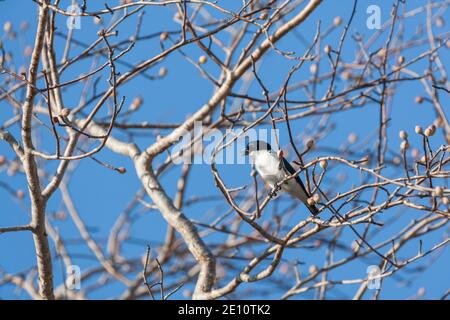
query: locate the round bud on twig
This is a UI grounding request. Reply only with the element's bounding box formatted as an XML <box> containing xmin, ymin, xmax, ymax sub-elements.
<box><xmin>20</xmin><ymin>21</ymin><xmax>29</xmax><ymax>31</ymax></box>
<box><xmin>183</xmin><ymin>289</ymin><xmax>192</xmax><ymax>298</ymax></box>
<box><xmin>24</xmin><ymin>46</ymin><xmax>33</xmax><ymax>57</ymax></box>
<box><xmin>434</xmin><ymin>117</ymin><xmax>443</xmax><ymax>128</ymax></box>
<box><xmin>415</xmin><ymin>96</ymin><xmax>424</xmax><ymax>104</ymax></box>
<box><xmin>94</xmin><ymin>16</ymin><xmax>102</xmax><ymax>25</ymax></box>
<box><xmin>61</xmin><ymin>108</ymin><xmax>71</xmax><ymax>117</ymax></box>
<box><xmin>309</xmin><ymin>63</ymin><xmax>318</xmax><ymax>74</ymax></box>
<box><xmin>415</xmin><ymin>125</ymin><xmax>423</xmax><ymax>135</ymax></box>
<box><xmin>319</xmin><ymin>160</ymin><xmax>328</xmax><ymax>170</ymax></box>
<box><xmin>420</xmin><ymin>155</ymin><xmax>426</xmax><ymax>164</ymax></box>
<box><xmin>16</xmin><ymin>189</ymin><xmax>25</xmax><ymax>199</ymax></box>
<box><xmin>377</xmin><ymin>48</ymin><xmax>386</xmax><ymax>57</ymax></box>
<box><xmin>309</xmin><ymin>264</ymin><xmax>318</xmax><ymax>274</ymax></box>
<box><xmin>397</xmin><ymin>56</ymin><xmax>405</xmax><ymax>64</ymax></box>
<box><xmin>129</xmin><ymin>96</ymin><xmax>143</xmax><ymax>111</ymax></box>
<box><xmin>158</xmin><ymin>67</ymin><xmax>168</xmax><ymax>77</ymax></box>
<box><xmin>279</xmin><ymin>263</ymin><xmax>289</xmax><ymax>275</ymax></box>
<box><xmin>259</xmin><ymin>12</ymin><xmax>268</xmax><ymax>20</ymax></box>
<box><xmin>324</xmin><ymin>45</ymin><xmax>332</xmax><ymax>54</ymax></box>
<box><xmin>3</xmin><ymin>22</ymin><xmax>12</xmax><ymax>33</ymax></box>
<box><xmin>424</xmin><ymin>125</ymin><xmax>436</xmax><ymax>137</ymax></box>
<box><xmin>393</xmin><ymin>156</ymin><xmax>401</xmax><ymax>165</ymax></box>
<box><xmin>306</xmin><ymin>139</ymin><xmax>315</xmax><ymax>149</ymax></box>
<box><xmin>442</xmin><ymin>197</ymin><xmax>449</xmax><ymax>205</ymax></box>
<box><xmin>307</xmin><ymin>197</ymin><xmax>316</xmax><ymax>206</ymax></box>
<box><xmin>117</xmin><ymin>167</ymin><xmax>127</xmax><ymax>174</ymax></box>
<box><xmin>198</xmin><ymin>55</ymin><xmax>207</xmax><ymax>64</ymax></box>
<box><xmin>351</xmin><ymin>240</ymin><xmax>360</xmax><ymax>252</ymax></box>
<box><xmin>348</xmin><ymin>133</ymin><xmax>358</xmax><ymax>144</ymax></box>
<box><xmin>160</xmin><ymin>32</ymin><xmax>168</xmax><ymax>41</ymax></box>
<box><xmin>313</xmin><ymin>193</ymin><xmax>320</xmax><ymax>203</ymax></box>
<box><xmin>435</xmin><ymin>16</ymin><xmax>445</xmax><ymax>28</ymax></box>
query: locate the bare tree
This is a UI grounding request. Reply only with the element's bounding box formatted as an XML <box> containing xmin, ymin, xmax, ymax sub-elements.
<box><xmin>0</xmin><ymin>0</ymin><xmax>449</xmax><ymax>300</ymax></box>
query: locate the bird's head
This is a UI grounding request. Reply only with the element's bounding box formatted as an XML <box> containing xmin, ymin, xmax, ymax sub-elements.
<box><xmin>242</xmin><ymin>140</ymin><xmax>272</xmax><ymax>156</ymax></box>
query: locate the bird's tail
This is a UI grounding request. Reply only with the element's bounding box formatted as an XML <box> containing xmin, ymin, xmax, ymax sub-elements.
<box><xmin>306</xmin><ymin>203</ymin><xmax>319</xmax><ymax>216</ymax></box>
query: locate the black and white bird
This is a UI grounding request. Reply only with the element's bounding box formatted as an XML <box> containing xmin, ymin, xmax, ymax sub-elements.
<box><xmin>242</xmin><ymin>140</ymin><xmax>319</xmax><ymax>215</ymax></box>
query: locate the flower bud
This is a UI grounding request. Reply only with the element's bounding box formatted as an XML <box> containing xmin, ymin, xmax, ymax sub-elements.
<box><xmin>160</xmin><ymin>32</ymin><xmax>168</xmax><ymax>41</ymax></box>
<box><xmin>94</xmin><ymin>16</ymin><xmax>102</xmax><ymax>25</ymax></box>
<box><xmin>399</xmin><ymin>130</ymin><xmax>408</xmax><ymax>140</ymax></box>
<box><xmin>348</xmin><ymin>133</ymin><xmax>358</xmax><ymax>144</ymax></box>
<box><xmin>435</xmin><ymin>16</ymin><xmax>445</xmax><ymax>28</ymax></box>
<box><xmin>198</xmin><ymin>55</ymin><xmax>207</xmax><ymax>64</ymax></box>
<box><xmin>333</xmin><ymin>16</ymin><xmax>342</xmax><ymax>26</ymax></box>
<box><xmin>415</xmin><ymin>96</ymin><xmax>424</xmax><ymax>104</ymax></box>
<box><xmin>158</xmin><ymin>67</ymin><xmax>168</xmax><ymax>77</ymax></box>
<box><xmin>20</xmin><ymin>21</ymin><xmax>29</xmax><ymax>31</ymax></box>
<box><xmin>307</xmin><ymin>197</ymin><xmax>316</xmax><ymax>206</ymax></box>
<box><xmin>129</xmin><ymin>96</ymin><xmax>143</xmax><ymax>111</ymax></box>
<box><xmin>61</xmin><ymin>108</ymin><xmax>71</xmax><ymax>117</ymax></box>
<box><xmin>3</xmin><ymin>22</ymin><xmax>12</xmax><ymax>33</ymax></box>
<box><xmin>309</xmin><ymin>264</ymin><xmax>318</xmax><ymax>274</ymax></box>
<box><xmin>313</xmin><ymin>193</ymin><xmax>320</xmax><ymax>203</ymax></box>
<box><xmin>424</xmin><ymin>125</ymin><xmax>436</xmax><ymax>137</ymax></box>
<box><xmin>16</xmin><ymin>189</ymin><xmax>25</xmax><ymax>199</ymax></box>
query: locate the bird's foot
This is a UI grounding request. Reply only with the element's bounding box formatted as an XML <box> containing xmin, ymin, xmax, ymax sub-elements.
<box><xmin>268</xmin><ymin>186</ymin><xmax>281</xmax><ymax>198</ymax></box>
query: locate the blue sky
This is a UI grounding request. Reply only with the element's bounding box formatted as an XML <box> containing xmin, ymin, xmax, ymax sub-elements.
<box><xmin>0</xmin><ymin>0</ymin><xmax>449</xmax><ymax>299</ymax></box>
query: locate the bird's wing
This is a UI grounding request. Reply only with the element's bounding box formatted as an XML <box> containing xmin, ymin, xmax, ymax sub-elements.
<box><xmin>281</xmin><ymin>158</ymin><xmax>319</xmax><ymax>215</ymax></box>
<box><xmin>281</xmin><ymin>158</ymin><xmax>310</xmax><ymax>197</ymax></box>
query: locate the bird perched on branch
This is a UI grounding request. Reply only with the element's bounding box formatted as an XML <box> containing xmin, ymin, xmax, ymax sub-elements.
<box><xmin>242</xmin><ymin>140</ymin><xmax>319</xmax><ymax>215</ymax></box>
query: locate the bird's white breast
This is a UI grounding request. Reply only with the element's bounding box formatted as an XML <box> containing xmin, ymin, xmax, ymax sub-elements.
<box><xmin>250</xmin><ymin>150</ymin><xmax>286</xmax><ymax>187</ymax></box>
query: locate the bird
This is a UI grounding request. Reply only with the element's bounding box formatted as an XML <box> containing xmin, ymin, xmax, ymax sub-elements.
<box><xmin>242</xmin><ymin>140</ymin><xmax>319</xmax><ymax>215</ymax></box>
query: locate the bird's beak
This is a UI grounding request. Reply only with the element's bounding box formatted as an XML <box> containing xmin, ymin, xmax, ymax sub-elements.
<box><xmin>240</xmin><ymin>148</ymin><xmax>249</xmax><ymax>156</ymax></box>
